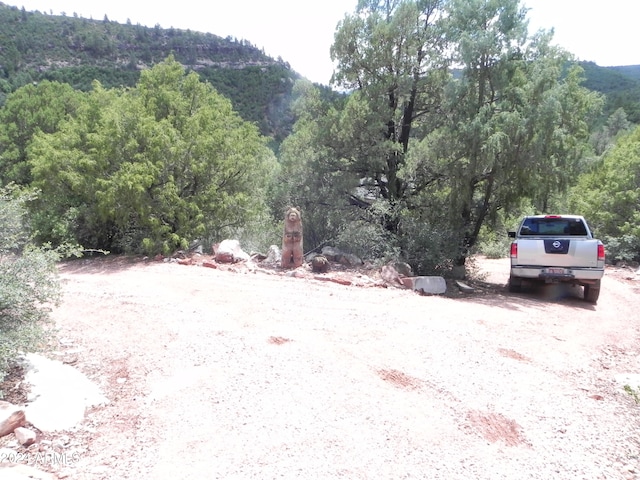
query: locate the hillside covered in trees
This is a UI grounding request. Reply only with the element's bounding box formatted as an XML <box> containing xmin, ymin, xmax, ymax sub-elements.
<box><xmin>579</xmin><ymin>62</ymin><xmax>640</xmax><ymax>123</ymax></box>
<box><xmin>1</xmin><ymin>3</ymin><xmax>639</xmax><ymax>137</ymax></box>
<box><xmin>0</xmin><ymin>2</ymin><xmax>310</xmax><ymax>143</ymax></box>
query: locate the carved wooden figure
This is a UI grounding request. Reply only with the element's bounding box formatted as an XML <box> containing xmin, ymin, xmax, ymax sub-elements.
<box><xmin>281</xmin><ymin>207</ymin><xmax>304</xmax><ymax>269</ymax></box>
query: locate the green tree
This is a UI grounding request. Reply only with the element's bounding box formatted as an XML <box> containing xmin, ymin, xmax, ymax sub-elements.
<box><xmin>590</xmin><ymin>107</ymin><xmax>632</xmax><ymax>156</ymax></box>
<box><xmin>285</xmin><ymin>0</ymin><xmax>602</xmax><ymax>274</ymax></box>
<box><xmin>276</xmin><ymin>82</ymin><xmax>363</xmax><ymax>251</ymax></box>
<box><xmin>0</xmin><ymin>81</ymin><xmax>82</xmax><ymax>185</ymax></box>
<box><xmin>330</xmin><ymin>0</ymin><xmax>450</xmax><ymax>234</ymax></box>
<box><xmin>424</xmin><ymin>0</ymin><xmax>602</xmax><ymax>266</ymax></box>
<box><xmin>569</xmin><ymin>126</ymin><xmax>640</xmax><ymax>262</ymax></box>
<box><xmin>29</xmin><ymin>57</ymin><xmax>277</xmax><ymax>254</ymax></box>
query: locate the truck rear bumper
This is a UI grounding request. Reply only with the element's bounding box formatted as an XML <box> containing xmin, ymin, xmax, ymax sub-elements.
<box><xmin>511</xmin><ymin>266</ymin><xmax>604</xmax><ymax>283</ymax></box>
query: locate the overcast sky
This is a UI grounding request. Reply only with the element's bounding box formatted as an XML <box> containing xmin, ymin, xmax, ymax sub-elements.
<box><xmin>11</xmin><ymin>0</ymin><xmax>640</xmax><ymax>85</ymax></box>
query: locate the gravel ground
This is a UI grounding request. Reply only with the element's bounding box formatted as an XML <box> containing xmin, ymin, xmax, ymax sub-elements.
<box><xmin>11</xmin><ymin>256</ymin><xmax>640</xmax><ymax>479</ymax></box>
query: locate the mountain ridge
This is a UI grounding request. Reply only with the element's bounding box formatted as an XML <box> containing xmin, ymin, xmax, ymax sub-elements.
<box><xmin>1</xmin><ymin>2</ymin><xmax>638</xmax><ymax>139</ymax></box>
<box><xmin>0</xmin><ymin>2</ymin><xmax>305</xmax><ymax>142</ymax></box>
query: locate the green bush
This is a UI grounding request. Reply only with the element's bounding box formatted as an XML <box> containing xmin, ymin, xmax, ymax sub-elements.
<box><xmin>476</xmin><ymin>232</ymin><xmax>511</xmax><ymax>259</ymax></box>
<box><xmin>219</xmin><ymin>210</ymin><xmax>282</xmax><ymax>256</ymax></box>
<box><xmin>624</xmin><ymin>385</ymin><xmax>640</xmax><ymax>404</ymax></box>
<box><xmin>334</xmin><ymin>220</ymin><xmax>400</xmax><ymax>264</ymax></box>
<box><xmin>399</xmin><ymin>215</ymin><xmax>462</xmax><ymax>276</ymax></box>
<box><xmin>0</xmin><ymin>187</ymin><xmax>60</xmax><ymax>393</ymax></box>
<box><xmin>602</xmin><ymin>234</ymin><xmax>640</xmax><ymax>264</ymax></box>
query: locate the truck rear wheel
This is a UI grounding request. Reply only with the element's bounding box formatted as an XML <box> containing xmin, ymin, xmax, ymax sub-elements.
<box><xmin>508</xmin><ymin>275</ymin><xmax>522</xmax><ymax>293</ymax></box>
<box><xmin>584</xmin><ymin>280</ymin><xmax>601</xmax><ymax>304</ymax></box>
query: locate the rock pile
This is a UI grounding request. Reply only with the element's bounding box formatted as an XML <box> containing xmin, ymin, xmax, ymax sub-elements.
<box><xmin>0</xmin><ymin>401</ymin><xmax>49</xmax><ymax>479</ymax></box>
<box><xmin>159</xmin><ymin>239</ymin><xmax>453</xmax><ymax>295</ymax></box>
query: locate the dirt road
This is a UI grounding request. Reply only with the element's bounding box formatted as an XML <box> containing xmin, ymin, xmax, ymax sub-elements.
<box><xmin>32</xmin><ymin>257</ymin><xmax>640</xmax><ymax>478</ymax></box>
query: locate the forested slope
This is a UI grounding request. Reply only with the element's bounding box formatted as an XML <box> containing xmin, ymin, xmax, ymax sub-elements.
<box><xmin>0</xmin><ymin>3</ymin><xmax>303</xmax><ymax>141</ymax></box>
<box><xmin>1</xmin><ymin>4</ymin><xmax>639</xmax><ymax>136</ymax></box>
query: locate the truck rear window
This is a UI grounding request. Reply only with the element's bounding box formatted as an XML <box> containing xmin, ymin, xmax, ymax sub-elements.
<box><xmin>519</xmin><ymin>218</ymin><xmax>588</xmax><ymax>236</ymax></box>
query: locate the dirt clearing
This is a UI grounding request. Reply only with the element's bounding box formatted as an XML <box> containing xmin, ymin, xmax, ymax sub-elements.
<box><xmin>8</xmin><ymin>256</ymin><xmax>640</xmax><ymax>479</ymax></box>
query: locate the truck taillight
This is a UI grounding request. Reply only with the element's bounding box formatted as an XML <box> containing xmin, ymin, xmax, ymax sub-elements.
<box><xmin>510</xmin><ymin>242</ymin><xmax>517</xmax><ymax>258</ymax></box>
<box><xmin>598</xmin><ymin>244</ymin><xmax>605</xmax><ymax>262</ymax></box>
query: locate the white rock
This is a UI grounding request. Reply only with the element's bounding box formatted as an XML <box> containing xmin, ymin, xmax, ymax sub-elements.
<box><xmin>411</xmin><ymin>276</ymin><xmax>447</xmax><ymax>295</ymax></box>
<box><xmin>263</xmin><ymin>245</ymin><xmax>281</xmax><ymax>265</ymax></box>
<box><xmin>215</xmin><ymin>239</ymin><xmax>250</xmax><ymax>263</ymax></box>
<box><xmin>13</xmin><ymin>427</ymin><xmax>37</xmax><ymax>446</ymax></box>
<box><xmin>23</xmin><ymin>354</ymin><xmax>108</xmax><ymax>432</ymax></box>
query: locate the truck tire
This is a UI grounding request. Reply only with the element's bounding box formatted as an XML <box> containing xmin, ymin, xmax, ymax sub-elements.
<box><xmin>584</xmin><ymin>280</ymin><xmax>601</xmax><ymax>304</ymax></box>
<box><xmin>508</xmin><ymin>275</ymin><xmax>522</xmax><ymax>293</ymax></box>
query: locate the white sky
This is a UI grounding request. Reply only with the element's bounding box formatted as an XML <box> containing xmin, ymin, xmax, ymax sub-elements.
<box><xmin>10</xmin><ymin>0</ymin><xmax>640</xmax><ymax>85</ymax></box>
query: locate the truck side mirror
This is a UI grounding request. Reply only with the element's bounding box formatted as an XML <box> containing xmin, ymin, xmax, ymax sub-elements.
<box><xmin>508</xmin><ymin>231</ymin><xmax>516</xmax><ymax>238</ymax></box>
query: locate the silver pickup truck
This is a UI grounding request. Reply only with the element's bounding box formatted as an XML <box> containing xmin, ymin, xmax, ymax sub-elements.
<box><xmin>507</xmin><ymin>215</ymin><xmax>605</xmax><ymax>303</ymax></box>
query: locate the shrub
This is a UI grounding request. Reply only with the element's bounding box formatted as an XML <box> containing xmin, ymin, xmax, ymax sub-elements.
<box><xmin>602</xmin><ymin>234</ymin><xmax>640</xmax><ymax>264</ymax></box>
<box><xmin>476</xmin><ymin>231</ymin><xmax>511</xmax><ymax>259</ymax></box>
<box><xmin>399</xmin><ymin>215</ymin><xmax>462</xmax><ymax>276</ymax></box>
<box><xmin>0</xmin><ymin>187</ymin><xmax>61</xmax><ymax>393</ymax></box>
<box><xmin>334</xmin><ymin>220</ymin><xmax>400</xmax><ymax>263</ymax></box>
<box><xmin>624</xmin><ymin>385</ymin><xmax>640</xmax><ymax>404</ymax></box>
<box><xmin>219</xmin><ymin>210</ymin><xmax>282</xmax><ymax>255</ymax></box>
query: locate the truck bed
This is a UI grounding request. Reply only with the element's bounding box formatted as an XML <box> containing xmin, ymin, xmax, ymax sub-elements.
<box><xmin>514</xmin><ymin>237</ymin><xmax>601</xmax><ymax>268</ymax></box>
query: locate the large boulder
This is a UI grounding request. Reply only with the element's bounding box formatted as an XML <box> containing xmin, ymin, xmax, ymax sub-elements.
<box><xmin>321</xmin><ymin>246</ymin><xmax>342</xmax><ymax>261</ymax></box>
<box><xmin>337</xmin><ymin>252</ymin><xmax>363</xmax><ymax>267</ymax></box>
<box><xmin>0</xmin><ymin>401</ymin><xmax>25</xmax><ymax>437</ymax></box>
<box><xmin>393</xmin><ymin>262</ymin><xmax>413</xmax><ymax>277</ymax></box>
<box><xmin>14</xmin><ymin>426</ymin><xmax>37</xmax><ymax>446</ymax></box>
<box><xmin>319</xmin><ymin>246</ymin><xmax>362</xmax><ymax>267</ymax></box>
<box><xmin>311</xmin><ymin>255</ymin><xmax>330</xmax><ymax>273</ymax></box>
<box><xmin>214</xmin><ymin>239</ymin><xmax>250</xmax><ymax>264</ymax></box>
<box><xmin>381</xmin><ymin>264</ymin><xmax>405</xmax><ymax>288</ymax></box>
<box><xmin>262</xmin><ymin>245</ymin><xmax>281</xmax><ymax>266</ymax></box>
<box><xmin>23</xmin><ymin>353</ymin><xmax>107</xmax><ymax>432</ymax></box>
<box><xmin>402</xmin><ymin>276</ymin><xmax>447</xmax><ymax>295</ymax></box>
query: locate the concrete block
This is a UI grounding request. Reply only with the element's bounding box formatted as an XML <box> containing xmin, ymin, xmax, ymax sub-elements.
<box><xmin>404</xmin><ymin>276</ymin><xmax>447</xmax><ymax>295</ymax></box>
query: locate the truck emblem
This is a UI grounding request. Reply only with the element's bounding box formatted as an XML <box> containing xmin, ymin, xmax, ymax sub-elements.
<box><xmin>553</xmin><ymin>241</ymin><xmax>562</xmax><ymax>249</ymax></box>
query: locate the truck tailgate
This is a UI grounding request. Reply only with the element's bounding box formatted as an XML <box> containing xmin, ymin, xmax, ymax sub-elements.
<box><xmin>516</xmin><ymin>239</ymin><xmax>600</xmax><ymax>268</ymax></box>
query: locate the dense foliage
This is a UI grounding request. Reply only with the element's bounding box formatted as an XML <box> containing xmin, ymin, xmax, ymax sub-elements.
<box><xmin>277</xmin><ymin>0</ymin><xmax>604</xmax><ymax>274</ymax></box>
<box><xmin>0</xmin><ymin>187</ymin><xmax>60</xmax><ymax>388</ymax></box>
<box><xmin>24</xmin><ymin>57</ymin><xmax>278</xmax><ymax>255</ymax></box>
<box><xmin>0</xmin><ymin>80</ymin><xmax>82</xmax><ymax>185</ymax></box>
<box><xmin>568</xmin><ymin>126</ymin><xmax>640</xmax><ymax>263</ymax></box>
